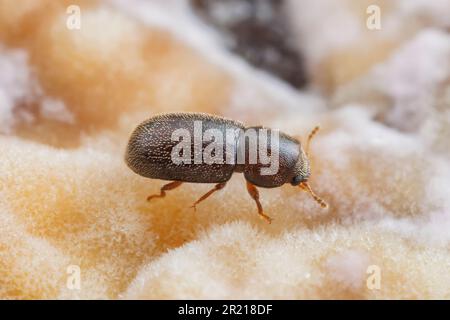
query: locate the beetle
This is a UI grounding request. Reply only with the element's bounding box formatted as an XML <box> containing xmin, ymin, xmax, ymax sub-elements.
<box><xmin>125</xmin><ymin>112</ymin><xmax>327</xmax><ymax>223</ymax></box>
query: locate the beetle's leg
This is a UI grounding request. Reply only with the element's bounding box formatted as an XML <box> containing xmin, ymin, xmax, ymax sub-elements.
<box><xmin>306</xmin><ymin>125</ymin><xmax>320</xmax><ymax>156</ymax></box>
<box><xmin>190</xmin><ymin>182</ymin><xmax>227</xmax><ymax>211</ymax></box>
<box><xmin>246</xmin><ymin>181</ymin><xmax>273</xmax><ymax>224</ymax></box>
<box><xmin>147</xmin><ymin>181</ymin><xmax>183</xmax><ymax>202</ymax></box>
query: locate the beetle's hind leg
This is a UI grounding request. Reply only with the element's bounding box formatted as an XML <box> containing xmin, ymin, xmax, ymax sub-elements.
<box><xmin>190</xmin><ymin>182</ymin><xmax>227</xmax><ymax>211</ymax></box>
<box><xmin>246</xmin><ymin>181</ymin><xmax>273</xmax><ymax>224</ymax></box>
<box><xmin>147</xmin><ymin>181</ymin><xmax>183</xmax><ymax>202</ymax></box>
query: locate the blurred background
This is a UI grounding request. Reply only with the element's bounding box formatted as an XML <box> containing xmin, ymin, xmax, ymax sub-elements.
<box><xmin>1</xmin><ymin>0</ymin><xmax>448</xmax><ymax>144</ymax></box>
<box><xmin>0</xmin><ymin>0</ymin><xmax>449</xmax><ymax>299</ymax></box>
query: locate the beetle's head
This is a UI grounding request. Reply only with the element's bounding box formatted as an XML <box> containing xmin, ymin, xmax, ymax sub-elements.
<box><xmin>290</xmin><ymin>147</ymin><xmax>311</xmax><ymax>186</ymax></box>
<box><xmin>291</xmin><ymin>127</ymin><xmax>328</xmax><ymax>209</ymax></box>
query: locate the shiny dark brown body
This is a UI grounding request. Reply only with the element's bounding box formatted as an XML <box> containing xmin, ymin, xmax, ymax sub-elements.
<box><xmin>126</xmin><ymin>113</ymin><xmax>244</xmax><ymax>184</ymax></box>
<box><xmin>125</xmin><ymin>112</ymin><xmax>327</xmax><ymax>223</ymax></box>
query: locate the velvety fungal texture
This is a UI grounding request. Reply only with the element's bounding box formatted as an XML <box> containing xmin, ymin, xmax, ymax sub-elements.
<box><xmin>0</xmin><ymin>0</ymin><xmax>449</xmax><ymax>299</ymax></box>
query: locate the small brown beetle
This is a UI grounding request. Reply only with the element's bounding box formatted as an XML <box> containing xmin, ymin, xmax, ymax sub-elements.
<box><xmin>125</xmin><ymin>112</ymin><xmax>327</xmax><ymax>223</ymax></box>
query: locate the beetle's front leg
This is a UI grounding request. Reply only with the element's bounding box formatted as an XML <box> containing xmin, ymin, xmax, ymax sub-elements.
<box><xmin>246</xmin><ymin>181</ymin><xmax>273</xmax><ymax>224</ymax></box>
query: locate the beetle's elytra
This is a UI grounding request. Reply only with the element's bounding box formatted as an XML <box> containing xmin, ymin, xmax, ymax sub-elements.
<box><xmin>125</xmin><ymin>112</ymin><xmax>327</xmax><ymax>223</ymax></box>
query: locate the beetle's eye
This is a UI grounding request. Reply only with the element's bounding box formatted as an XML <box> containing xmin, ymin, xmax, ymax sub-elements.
<box><xmin>291</xmin><ymin>176</ymin><xmax>304</xmax><ymax>186</ymax></box>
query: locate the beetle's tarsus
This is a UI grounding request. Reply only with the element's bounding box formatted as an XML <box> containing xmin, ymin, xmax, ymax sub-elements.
<box><xmin>246</xmin><ymin>181</ymin><xmax>273</xmax><ymax>224</ymax></box>
<box><xmin>190</xmin><ymin>182</ymin><xmax>227</xmax><ymax>210</ymax></box>
<box><xmin>147</xmin><ymin>181</ymin><xmax>183</xmax><ymax>202</ymax></box>
<box><xmin>259</xmin><ymin>212</ymin><xmax>273</xmax><ymax>224</ymax></box>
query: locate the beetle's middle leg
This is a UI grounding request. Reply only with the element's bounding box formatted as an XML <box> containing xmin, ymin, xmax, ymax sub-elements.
<box><xmin>147</xmin><ymin>181</ymin><xmax>183</xmax><ymax>202</ymax></box>
<box><xmin>190</xmin><ymin>182</ymin><xmax>227</xmax><ymax>211</ymax></box>
<box><xmin>246</xmin><ymin>181</ymin><xmax>273</xmax><ymax>224</ymax></box>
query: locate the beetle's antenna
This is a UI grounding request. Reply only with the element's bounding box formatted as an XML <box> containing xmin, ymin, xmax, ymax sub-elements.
<box><xmin>300</xmin><ymin>182</ymin><xmax>328</xmax><ymax>208</ymax></box>
<box><xmin>306</xmin><ymin>126</ymin><xmax>320</xmax><ymax>157</ymax></box>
